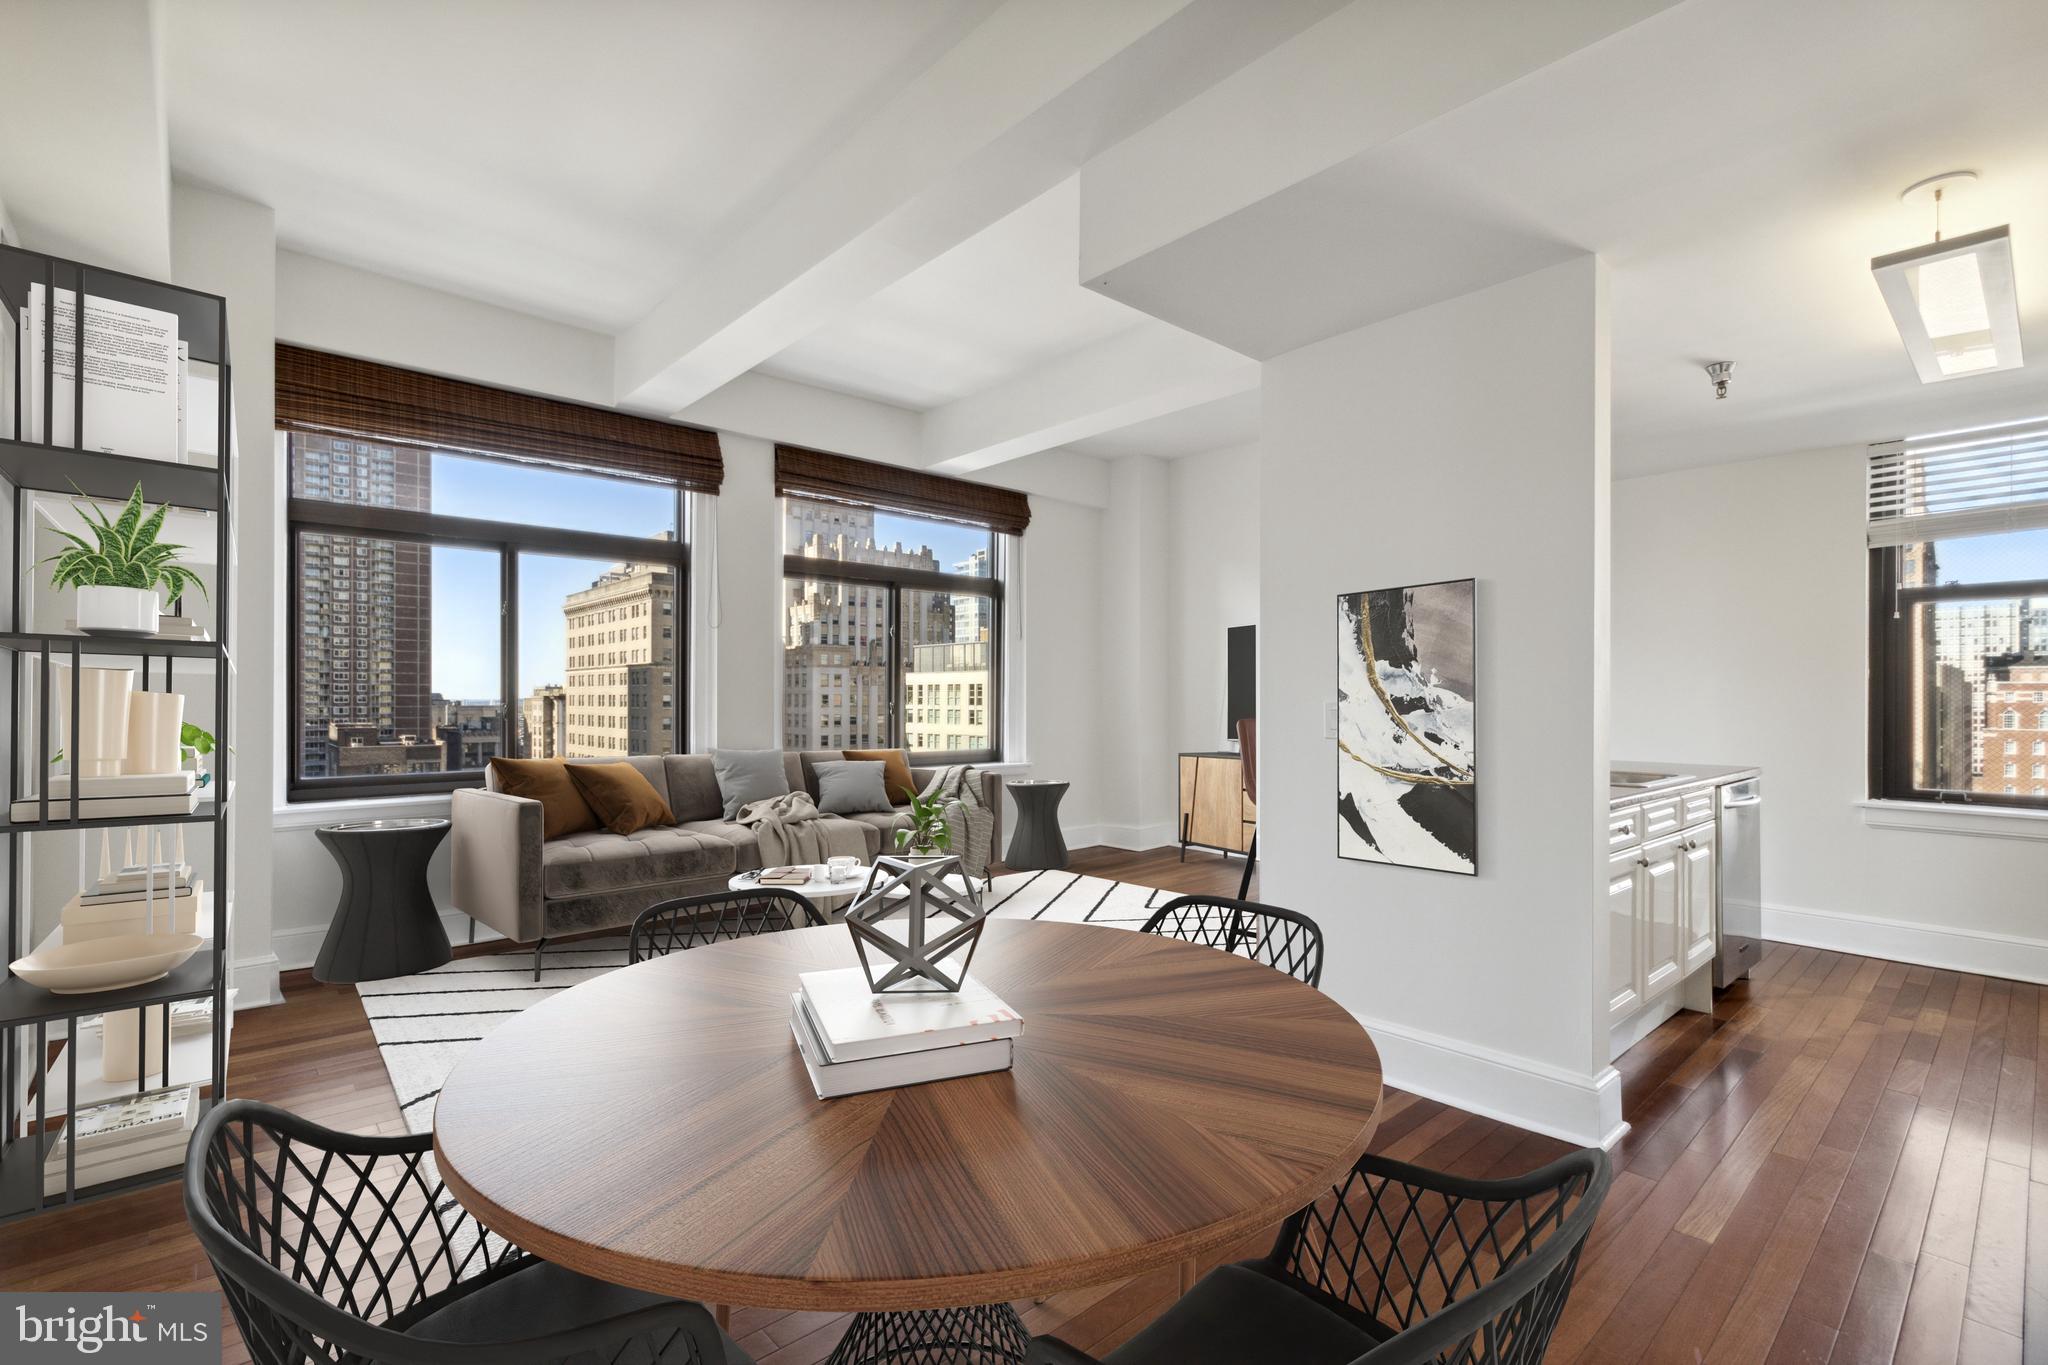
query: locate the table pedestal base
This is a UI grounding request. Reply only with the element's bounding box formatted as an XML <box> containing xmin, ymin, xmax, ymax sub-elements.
<box><xmin>824</xmin><ymin>1304</ymin><xmax>1029</xmax><ymax>1365</ymax></box>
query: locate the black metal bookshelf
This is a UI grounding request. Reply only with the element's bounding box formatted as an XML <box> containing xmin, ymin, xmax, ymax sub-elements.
<box><xmin>0</xmin><ymin>243</ymin><xmax>233</xmax><ymax>1220</ymax></box>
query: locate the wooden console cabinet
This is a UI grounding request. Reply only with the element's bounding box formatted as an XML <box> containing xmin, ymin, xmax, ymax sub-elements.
<box><xmin>1178</xmin><ymin>751</ymin><xmax>1255</xmax><ymax>858</ymax></box>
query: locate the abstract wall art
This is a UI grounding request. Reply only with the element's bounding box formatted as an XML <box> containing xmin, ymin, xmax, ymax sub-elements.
<box><xmin>1335</xmin><ymin>578</ymin><xmax>1476</xmax><ymax>874</ymax></box>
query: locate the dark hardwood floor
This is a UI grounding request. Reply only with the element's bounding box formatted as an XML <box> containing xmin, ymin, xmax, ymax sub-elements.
<box><xmin>1</xmin><ymin>845</ymin><xmax>2039</xmax><ymax>1365</ymax></box>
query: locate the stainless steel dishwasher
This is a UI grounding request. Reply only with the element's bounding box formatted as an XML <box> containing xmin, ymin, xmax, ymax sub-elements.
<box><xmin>1715</xmin><ymin>777</ymin><xmax>1762</xmax><ymax>987</ymax></box>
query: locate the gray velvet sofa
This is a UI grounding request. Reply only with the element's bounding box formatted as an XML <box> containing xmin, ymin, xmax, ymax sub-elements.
<box><xmin>450</xmin><ymin>750</ymin><xmax>1002</xmax><ymax>974</ymax></box>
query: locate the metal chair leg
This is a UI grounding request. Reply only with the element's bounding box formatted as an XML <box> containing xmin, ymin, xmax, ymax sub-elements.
<box><xmin>532</xmin><ymin>937</ymin><xmax>548</xmax><ymax>982</ymax></box>
<box><xmin>1237</xmin><ymin>832</ymin><xmax>1257</xmax><ymax>901</ymax></box>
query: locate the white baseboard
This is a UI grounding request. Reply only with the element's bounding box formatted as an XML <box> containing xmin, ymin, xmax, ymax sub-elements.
<box><xmin>1348</xmin><ymin>1009</ymin><xmax>1626</xmax><ymax>1150</ymax></box>
<box><xmin>1764</xmin><ymin>902</ymin><xmax>2048</xmax><ymax>985</ymax></box>
<box><xmin>1068</xmin><ymin>821</ymin><xmax>1182</xmax><ymax>853</ymax></box>
<box><xmin>229</xmin><ymin>952</ymin><xmax>283</xmax><ymax>1010</ymax></box>
<box><xmin>270</xmin><ymin>910</ymin><xmax>501</xmax><ymax>974</ymax></box>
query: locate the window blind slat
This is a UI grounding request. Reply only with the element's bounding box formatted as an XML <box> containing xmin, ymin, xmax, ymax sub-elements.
<box><xmin>1866</xmin><ymin>420</ymin><xmax>2048</xmax><ymax>547</ymax></box>
<box><xmin>774</xmin><ymin>444</ymin><xmax>1030</xmax><ymax>536</ymax></box>
<box><xmin>276</xmin><ymin>345</ymin><xmax>722</xmax><ymax>492</ymax></box>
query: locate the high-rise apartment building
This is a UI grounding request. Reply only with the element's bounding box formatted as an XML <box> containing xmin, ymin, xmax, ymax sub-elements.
<box><xmin>520</xmin><ymin>684</ymin><xmax>567</xmax><ymax>759</ymax></box>
<box><xmin>781</xmin><ymin>512</ymin><xmax>959</xmax><ymax>749</ymax></box>
<box><xmin>1975</xmin><ymin>661</ymin><xmax>2048</xmax><ymax>799</ymax></box>
<box><xmin>1931</xmin><ymin>597</ymin><xmax>2024</xmax><ymax>774</ymax></box>
<box><xmin>951</xmin><ymin>549</ymin><xmax>990</xmax><ymax>642</ymax></box>
<box><xmin>292</xmin><ymin>434</ymin><xmax>434</xmax><ymax>778</ymax></box>
<box><xmin>904</xmin><ymin>641</ymin><xmax>990</xmax><ymax>752</ymax></box>
<box><xmin>563</xmin><ymin>547</ymin><xmax>678</xmax><ymax>757</ymax></box>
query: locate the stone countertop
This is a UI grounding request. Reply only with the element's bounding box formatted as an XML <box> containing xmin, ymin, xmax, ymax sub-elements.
<box><xmin>1610</xmin><ymin>761</ymin><xmax>1762</xmax><ymax>807</ymax></box>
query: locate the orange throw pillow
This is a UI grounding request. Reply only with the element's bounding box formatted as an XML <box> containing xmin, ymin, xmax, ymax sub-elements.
<box><xmin>567</xmin><ymin>762</ymin><xmax>677</xmax><ymax>836</ymax></box>
<box><xmin>489</xmin><ymin>757</ymin><xmax>598</xmax><ymax>841</ymax></box>
<box><xmin>845</xmin><ymin>748</ymin><xmax>918</xmax><ymax>805</ymax></box>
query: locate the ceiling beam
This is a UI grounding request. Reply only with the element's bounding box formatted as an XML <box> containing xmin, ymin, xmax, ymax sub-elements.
<box><xmin>613</xmin><ymin>0</ymin><xmax>1345</xmax><ymax>416</ymax></box>
<box><xmin>1077</xmin><ymin>0</ymin><xmax>1680</xmax><ymax>291</ymax></box>
<box><xmin>921</xmin><ymin>324</ymin><xmax>1257</xmax><ymax>473</ymax></box>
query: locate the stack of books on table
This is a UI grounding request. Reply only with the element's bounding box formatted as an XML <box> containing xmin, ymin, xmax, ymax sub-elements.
<box><xmin>11</xmin><ymin>770</ymin><xmax>199</xmax><ymax>823</ymax></box>
<box><xmin>790</xmin><ymin>967</ymin><xmax>1023</xmax><ymax>1099</ymax></box>
<box><xmin>42</xmin><ymin>1085</ymin><xmax>199</xmax><ymax>1196</ymax></box>
<box><xmin>756</xmin><ymin>865</ymin><xmax>814</xmax><ymax>887</ymax></box>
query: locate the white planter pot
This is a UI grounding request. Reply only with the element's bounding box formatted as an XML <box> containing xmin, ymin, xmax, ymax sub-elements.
<box><xmin>76</xmin><ymin>585</ymin><xmax>160</xmax><ymax>636</ymax></box>
<box><xmin>124</xmin><ymin>691</ymin><xmax>187</xmax><ymax>775</ymax></box>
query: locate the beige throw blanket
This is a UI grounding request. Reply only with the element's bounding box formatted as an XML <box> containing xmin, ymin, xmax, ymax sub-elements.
<box><xmin>735</xmin><ymin>790</ymin><xmax>869</xmax><ymax>867</ymax></box>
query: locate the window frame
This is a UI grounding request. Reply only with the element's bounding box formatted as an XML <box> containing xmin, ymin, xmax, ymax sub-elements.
<box><xmin>1868</xmin><ymin>543</ymin><xmax>2048</xmax><ymax>811</ymax></box>
<box><xmin>286</xmin><ymin>434</ymin><xmax>689</xmax><ymax>801</ymax></box>
<box><xmin>779</xmin><ymin>504</ymin><xmax>1005</xmax><ymax>765</ymax></box>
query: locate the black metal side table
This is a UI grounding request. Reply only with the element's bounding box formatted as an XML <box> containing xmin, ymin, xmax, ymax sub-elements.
<box><xmin>1004</xmin><ymin>779</ymin><xmax>1070</xmax><ymax>871</ymax></box>
<box><xmin>313</xmin><ymin>818</ymin><xmax>453</xmax><ymax>983</ymax></box>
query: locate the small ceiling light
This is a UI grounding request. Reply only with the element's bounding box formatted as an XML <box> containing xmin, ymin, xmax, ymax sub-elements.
<box><xmin>1872</xmin><ymin>170</ymin><xmax>2023</xmax><ymax>384</ymax></box>
<box><xmin>1704</xmin><ymin>361</ymin><xmax>1733</xmax><ymax>399</ymax></box>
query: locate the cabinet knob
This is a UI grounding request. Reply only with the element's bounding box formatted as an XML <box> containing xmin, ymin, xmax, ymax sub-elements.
<box><xmin>1636</xmin><ymin>856</ymin><xmax>1651</xmax><ymax>868</ymax></box>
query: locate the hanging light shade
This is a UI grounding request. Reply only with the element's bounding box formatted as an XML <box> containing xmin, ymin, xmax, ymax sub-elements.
<box><xmin>1871</xmin><ymin>224</ymin><xmax>2023</xmax><ymax>383</ymax></box>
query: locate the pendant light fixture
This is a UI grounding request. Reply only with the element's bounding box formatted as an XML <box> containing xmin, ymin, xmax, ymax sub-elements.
<box><xmin>1871</xmin><ymin>170</ymin><xmax>2023</xmax><ymax>383</ymax></box>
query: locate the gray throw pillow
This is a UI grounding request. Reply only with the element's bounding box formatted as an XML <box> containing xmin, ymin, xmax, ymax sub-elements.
<box><xmin>711</xmin><ymin>748</ymin><xmax>792</xmax><ymax>820</ymax></box>
<box><xmin>814</xmin><ymin>760</ymin><xmax>894</xmax><ymax>815</ymax></box>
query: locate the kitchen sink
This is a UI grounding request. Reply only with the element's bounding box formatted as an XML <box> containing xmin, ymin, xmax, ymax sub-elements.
<box><xmin>1611</xmin><ymin>770</ymin><xmax>1696</xmax><ymax>788</ymax></box>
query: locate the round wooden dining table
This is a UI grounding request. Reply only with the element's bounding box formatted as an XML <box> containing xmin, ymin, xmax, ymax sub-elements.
<box><xmin>433</xmin><ymin>919</ymin><xmax>1384</xmax><ymax>1315</ymax></box>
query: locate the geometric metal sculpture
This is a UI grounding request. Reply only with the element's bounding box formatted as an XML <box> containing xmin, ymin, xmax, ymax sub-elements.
<box><xmin>844</xmin><ymin>854</ymin><xmax>987</xmax><ymax>993</ymax></box>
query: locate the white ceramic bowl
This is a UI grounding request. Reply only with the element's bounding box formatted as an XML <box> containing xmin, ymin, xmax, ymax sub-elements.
<box><xmin>9</xmin><ymin>932</ymin><xmax>204</xmax><ymax>994</ymax></box>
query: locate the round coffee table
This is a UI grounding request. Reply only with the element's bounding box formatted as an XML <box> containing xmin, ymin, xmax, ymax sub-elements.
<box><xmin>312</xmin><ymin>818</ymin><xmax>452</xmax><ymax>983</ymax></box>
<box><xmin>1004</xmin><ymin>779</ymin><xmax>1070</xmax><ymax>870</ymax></box>
<box><xmin>728</xmin><ymin>864</ymin><xmax>862</xmax><ymax>911</ymax></box>
<box><xmin>433</xmin><ymin>920</ymin><xmax>1383</xmax><ymax>1314</ymax></box>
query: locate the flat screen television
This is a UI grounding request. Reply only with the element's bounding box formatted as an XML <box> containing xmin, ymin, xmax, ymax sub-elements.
<box><xmin>1226</xmin><ymin>624</ymin><xmax>1255</xmax><ymax>743</ymax></box>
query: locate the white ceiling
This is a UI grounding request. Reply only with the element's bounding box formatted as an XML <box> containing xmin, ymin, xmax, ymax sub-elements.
<box><xmin>1083</xmin><ymin>0</ymin><xmax>2048</xmax><ymax>476</ymax></box>
<box><xmin>152</xmin><ymin>0</ymin><xmax>2048</xmax><ymax>479</ymax></box>
<box><xmin>163</xmin><ymin>0</ymin><xmax>996</xmax><ymax>331</ymax></box>
<box><xmin>757</xmin><ymin>178</ymin><xmax>1148</xmax><ymax>410</ymax></box>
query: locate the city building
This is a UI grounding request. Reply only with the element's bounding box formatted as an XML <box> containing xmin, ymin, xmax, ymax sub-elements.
<box><xmin>563</xmin><ymin>549</ymin><xmax>678</xmax><ymax>757</ymax></box>
<box><xmin>519</xmin><ymin>684</ymin><xmax>567</xmax><ymax>759</ymax></box>
<box><xmin>430</xmin><ymin>696</ymin><xmax>503</xmax><ymax>770</ymax></box>
<box><xmin>951</xmin><ymin>549</ymin><xmax>990</xmax><ymax>642</ymax></box>
<box><xmin>1975</xmin><ymin>660</ymin><xmax>2048</xmax><ymax>799</ymax></box>
<box><xmin>781</xmin><ymin>511</ymin><xmax>959</xmax><ymax>749</ymax></box>
<box><xmin>315</xmin><ymin>722</ymin><xmax>446</xmax><ymax>778</ymax></box>
<box><xmin>292</xmin><ymin>433</ymin><xmax>433</xmax><ymax>777</ymax></box>
<box><xmin>1928</xmin><ymin>597</ymin><xmax>2024</xmax><ymax>775</ymax></box>
<box><xmin>904</xmin><ymin>641</ymin><xmax>990</xmax><ymax>753</ymax></box>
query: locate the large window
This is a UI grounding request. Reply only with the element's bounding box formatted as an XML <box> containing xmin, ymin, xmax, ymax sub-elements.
<box><xmin>1870</xmin><ymin>421</ymin><xmax>2048</xmax><ymax>808</ymax></box>
<box><xmin>781</xmin><ymin>494</ymin><xmax>1003</xmax><ymax>762</ymax></box>
<box><xmin>287</xmin><ymin>435</ymin><xmax>690</xmax><ymax>799</ymax></box>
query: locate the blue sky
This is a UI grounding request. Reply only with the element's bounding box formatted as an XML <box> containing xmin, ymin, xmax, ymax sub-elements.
<box><xmin>426</xmin><ymin>457</ymin><xmax>992</xmax><ymax>702</ymax></box>
<box><xmin>1930</xmin><ymin>527</ymin><xmax>2048</xmax><ymax>588</ymax></box>
<box><xmin>429</xmin><ymin>455</ymin><xmax>673</xmax><ymax>701</ymax></box>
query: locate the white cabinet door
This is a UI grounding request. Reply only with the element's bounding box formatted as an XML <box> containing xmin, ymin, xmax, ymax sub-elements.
<box><xmin>1606</xmin><ymin>848</ymin><xmax>1642</xmax><ymax>1023</ymax></box>
<box><xmin>1679</xmin><ymin>822</ymin><xmax>1717</xmax><ymax>972</ymax></box>
<box><xmin>1641</xmin><ymin>833</ymin><xmax>1684</xmax><ymax>1000</ymax></box>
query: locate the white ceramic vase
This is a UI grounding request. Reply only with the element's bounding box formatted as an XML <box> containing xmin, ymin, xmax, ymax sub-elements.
<box><xmin>123</xmin><ymin>691</ymin><xmax>187</xmax><ymax>776</ymax></box>
<box><xmin>101</xmin><ymin>1004</ymin><xmax>167</xmax><ymax>1083</ymax></box>
<box><xmin>49</xmin><ymin>664</ymin><xmax>135</xmax><ymax>778</ymax></box>
<box><xmin>76</xmin><ymin>584</ymin><xmax>160</xmax><ymax>636</ymax></box>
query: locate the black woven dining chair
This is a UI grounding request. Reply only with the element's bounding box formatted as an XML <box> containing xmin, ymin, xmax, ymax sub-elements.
<box><xmin>1031</xmin><ymin>1147</ymin><xmax>1610</xmax><ymax>1365</ymax></box>
<box><xmin>186</xmin><ymin>1099</ymin><xmax>750</xmax><ymax>1365</ymax></box>
<box><xmin>630</xmin><ymin>887</ymin><xmax>824</xmax><ymax>963</ymax></box>
<box><xmin>1140</xmin><ymin>895</ymin><xmax>1324</xmax><ymax>987</ymax></box>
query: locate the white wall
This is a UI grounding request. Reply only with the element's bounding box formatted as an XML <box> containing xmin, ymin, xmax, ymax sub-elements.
<box><xmin>1613</xmin><ymin>445</ymin><xmax>2048</xmax><ymax>982</ymax></box>
<box><xmin>171</xmin><ymin>184</ymin><xmax>280</xmax><ymax>1004</ymax></box>
<box><xmin>1260</xmin><ymin>257</ymin><xmax>1618</xmax><ymax>1145</ymax></box>
<box><xmin>263</xmin><ymin>261</ymin><xmax>1110</xmax><ymax>969</ymax></box>
<box><xmin>1168</xmin><ymin>442</ymin><xmax>1260</xmax><ymax>752</ymax></box>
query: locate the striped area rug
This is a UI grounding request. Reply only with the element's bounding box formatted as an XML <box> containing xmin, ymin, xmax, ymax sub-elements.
<box><xmin>358</xmin><ymin>871</ymin><xmax>1166</xmax><ymax>1132</ymax></box>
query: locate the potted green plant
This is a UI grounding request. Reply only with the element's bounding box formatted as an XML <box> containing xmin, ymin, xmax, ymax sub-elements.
<box><xmin>181</xmin><ymin>722</ymin><xmax>218</xmax><ymax>787</ymax></box>
<box><xmin>44</xmin><ymin>484</ymin><xmax>207</xmax><ymax>635</ymax></box>
<box><xmin>894</xmin><ymin>791</ymin><xmax>954</xmax><ymax>858</ymax></box>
